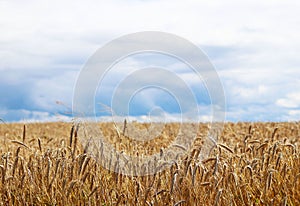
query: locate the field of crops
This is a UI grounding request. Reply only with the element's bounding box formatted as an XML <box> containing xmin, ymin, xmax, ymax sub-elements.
<box><xmin>0</xmin><ymin>122</ymin><xmax>299</xmax><ymax>205</ymax></box>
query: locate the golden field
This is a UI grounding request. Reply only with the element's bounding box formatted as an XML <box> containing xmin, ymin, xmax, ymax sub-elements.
<box><xmin>0</xmin><ymin>122</ymin><xmax>299</xmax><ymax>205</ymax></box>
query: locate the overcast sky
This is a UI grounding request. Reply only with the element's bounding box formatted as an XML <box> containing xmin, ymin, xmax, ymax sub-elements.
<box><xmin>0</xmin><ymin>0</ymin><xmax>299</xmax><ymax>122</ymax></box>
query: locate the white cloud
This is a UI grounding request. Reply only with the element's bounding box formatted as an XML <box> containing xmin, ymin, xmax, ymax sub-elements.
<box><xmin>288</xmin><ymin>110</ymin><xmax>300</xmax><ymax>116</ymax></box>
<box><xmin>0</xmin><ymin>0</ymin><xmax>300</xmax><ymax>122</ymax></box>
<box><xmin>0</xmin><ymin>109</ymin><xmax>71</xmax><ymax>123</ymax></box>
<box><xmin>276</xmin><ymin>92</ymin><xmax>300</xmax><ymax>108</ymax></box>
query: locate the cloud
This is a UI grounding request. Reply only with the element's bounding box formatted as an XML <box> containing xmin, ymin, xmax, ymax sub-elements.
<box><xmin>288</xmin><ymin>110</ymin><xmax>300</xmax><ymax>120</ymax></box>
<box><xmin>0</xmin><ymin>109</ymin><xmax>71</xmax><ymax>123</ymax></box>
<box><xmin>0</xmin><ymin>0</ymin><xmax>300</xmax><ymax>122</ymax></box>
<box><xmin>0</xmin><ymin>68</ymin><xmax>77</xmax><ymax>121</ymax></box>
<box><xmin>276</xmin><ymin>92</ymin><xmax>300</xmax><ymax>108</ymax></box>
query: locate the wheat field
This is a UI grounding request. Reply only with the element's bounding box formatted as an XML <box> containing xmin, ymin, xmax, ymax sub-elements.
<box><xmin>0</xmin><ymin>122</ymin><xmax>299</xmax><ymax>205</ymax></box>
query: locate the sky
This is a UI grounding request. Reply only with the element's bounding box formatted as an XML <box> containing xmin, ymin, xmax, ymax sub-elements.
<box><xmin>0</xmin><ymin>0</ymin><xmax>300</xmax><ymax>122</ymax></box>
